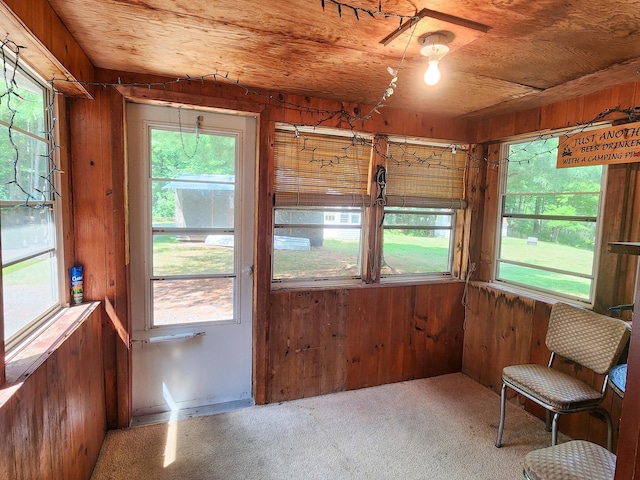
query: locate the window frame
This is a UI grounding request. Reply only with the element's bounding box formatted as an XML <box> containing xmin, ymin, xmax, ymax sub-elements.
<box><xmin>379</xmin><ymin>137</ymin><xmax>467</xmax><ymax>282</ymax></box>
<box><xmin>1</xmin><ymin>52</ymin><xmax>65</xmax><ymax>354</ymax></box>
<box><xmin>271</xmin><ymin>126</ymin><xmax>467</xmax><ymax>286</ymax></box>
<box><xmin>379</xmin><ymin>206</ymin><xmax>457</xmax><ymax>282</ymax></box>
<box><xmin>272</xmin><ymin>205</ymin><xmax>365</xmax><ymax>285</ymax></box>
<box><xmin>146</xmin><ymin>122</ymin><xmax>245</xmax><ymax>328</ymax></box>
<box><xmin>494</xmin><ymin>131</ymin><xmax>607</xmax><ymax>305</ymax></box>
<box><xmin>271</xmin><ymin>125</ymin><xmax>372</xmax><ymax>287</ymax></box>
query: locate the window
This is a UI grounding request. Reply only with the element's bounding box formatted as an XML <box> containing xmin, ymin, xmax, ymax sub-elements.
<box><xmin>148</xmin><ymin>125</ymin><xmax>242</xmax><ymax>325</ymax></box>
<box><xmin>0</xmin><ymin>53</ymin><xmax>62</xmax><ymax>350</ymax></box>
<box><xmin>496</xmin><ymin>135</ymin><xmax>604</xmax><ymax>302</ymax></box>
<box><xmin>382</xmin><ymin>208</ymin><xmax>454</xmax><ymax>276</ymax></box>
<box><xmin>381</xmin><ymin>140</ymin><xmax>467</xmax><ymax>279</ymax></box>
<box><xmin>272</xmin><ymin>127</ymin><xmax>370</xmax><ymax>282</ymax></box>
<box><xmin>272</xmin><ymin>127</ymin><xmax>467</xmax><ymax>284</ymax></box>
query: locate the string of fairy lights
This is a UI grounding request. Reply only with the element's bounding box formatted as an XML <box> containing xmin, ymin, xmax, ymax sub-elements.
<box><xmin>2</xmin><ymin>0</ymin><xmax>640</xmax><ymax>205</ymax></box>
<box><xmin>1</xmin><ymin>36</ymin><xmax>61</xmax><ymax>207</ymax></box>
<box><xmin>321</xmin><ymin>0</ymin><xmax>419</xmax><ymax>23</ymax></box>
<box><xmin>289</xmin><ymin>105</ymin><xmax>640</xmax><ymax>174</ymax></box>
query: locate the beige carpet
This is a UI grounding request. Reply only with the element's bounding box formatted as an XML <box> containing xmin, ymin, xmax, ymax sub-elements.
<box><xmin>91</xmin><ymin>373</ymin><xmax>567</xmax><ymax>480</ymax></box>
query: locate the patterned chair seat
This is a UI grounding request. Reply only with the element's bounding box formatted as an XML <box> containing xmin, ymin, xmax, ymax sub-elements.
<box><xmin>495</xmin><ymin>303</ymin><xmax>630</xmax><ymax>451</ymax></box>
<box><xmin>503</xmin><ymin>364</ymin><xmax>602</xmax><ymax>411</ymax></box>
<box><xmin>524</xmin><ymin>440</ymin><xmax>616</xmax><ymax>480</ymax></box>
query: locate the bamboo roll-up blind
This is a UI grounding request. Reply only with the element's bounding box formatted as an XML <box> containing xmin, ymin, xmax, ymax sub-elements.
<box><xmin>274</xmin><ymin>128</ymin><xmax>372</xmax><ymax>207</ymax></box>
<box><xmin>384</xmin><ymin>196</ymin><xmax>467</xmax><ymax>209</ymax></box>
<box><xmin>385</xmin><ymin>141</ymin><xmax>468</xmax><ymax>209</ymax></box>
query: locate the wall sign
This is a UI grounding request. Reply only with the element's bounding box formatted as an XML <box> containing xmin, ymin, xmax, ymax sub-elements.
<box><xmin>556</xmin><ymin>121</ymin><xmax>640</xmax><ymax>168</ymax></box>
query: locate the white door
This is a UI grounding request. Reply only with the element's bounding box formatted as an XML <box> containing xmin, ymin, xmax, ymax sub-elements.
<box><xmin>127</xmin><ymin>103</ymin><xmax>256</xmax><ymax>416</ymax></box>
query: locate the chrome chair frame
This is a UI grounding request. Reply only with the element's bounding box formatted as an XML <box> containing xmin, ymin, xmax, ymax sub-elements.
<box><xmin>496</xmin><ymin>351</ymin><xmax>613</xmax><ymax>451</ymax></box>
<box><xmin>494</xmin><ymin>303</ymin><xmax>630</xmax><ymax>452</ymax></box>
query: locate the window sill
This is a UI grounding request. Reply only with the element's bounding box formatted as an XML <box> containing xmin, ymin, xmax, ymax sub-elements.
<box><xmin>271</xmin><ymin>276</ymin><xmax>464</xmax><ymax>292</ymax></box>
<box><xmin>469</xmin><ymin>280</ymin><xmax>591</xmax><ymax>309</ymax></box>
<box><xmin>379</xmin><ymin>274</ymin><xmax>456</xmax><ymax>285</ymax></box>
<box><xmin>4</xmin><ymin>302</ymin><xmax>101</xmax><ymax>385</ymax></box>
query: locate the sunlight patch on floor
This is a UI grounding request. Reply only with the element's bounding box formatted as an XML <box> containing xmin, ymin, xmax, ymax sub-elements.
<box><xmin>162</xmin><ymin>382</ymin><xmax>179</xmax><ymax>468</ymax></box>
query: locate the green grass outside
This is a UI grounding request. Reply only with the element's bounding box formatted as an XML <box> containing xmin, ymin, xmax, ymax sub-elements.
<box><xmin>498</xmin><ymin>263</ymin><xmax>590</xmax><ymax>299</ymax></box>
<box><xmin>150</xmin><ymin>232</ymin><xmax>594</xmax><ymax>299</ymax></box>
<box><xmin>3</xmin><ymin>256</ymin><xmax>51</xmax><ymax>285</ymax></box>
<box><xmin>498</xmin><ymin>236</ymin><xmax>593</xmax><ymax>299</ymax></box>
<box><xmin>500</xmin><ymin>237</ymin><xmax>593</xmax><ymax>275</ymax></box>
<box><xmin>273</xmin><ymin>234</ymin><xmax>451</xmax><ymax>279</ymax></box>
<box><xmin>381</xmin><ymin>234</ymin><xmax>449</xmax><ymax>274</ymax></box>
<box><xmin>153</xmin><ymin>237</ymin><xmax>234</xmax><ymax>275</ymax></box>
<box><xmin>273</xmin><ymin>238</ymin><xmax>361</xmax><ymax>279</ymax></box>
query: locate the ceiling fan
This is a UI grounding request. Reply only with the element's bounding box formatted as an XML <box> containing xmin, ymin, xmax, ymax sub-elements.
<box><xmin>379</xmin><ymin>7</ymin><xmax>491</xmax><ymax>46</ymax></box>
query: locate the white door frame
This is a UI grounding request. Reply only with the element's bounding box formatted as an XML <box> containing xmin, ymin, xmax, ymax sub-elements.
<box><xmin>127</xmin><ymin>102</ymin><xmax>257</xmax><ymax>416</ymax></box>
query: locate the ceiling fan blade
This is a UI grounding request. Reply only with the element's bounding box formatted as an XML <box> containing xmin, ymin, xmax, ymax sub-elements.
<box><xmin>380</xmin><ymin>8</ymin><xmax>491</xmax><ymax>46</ymax></box>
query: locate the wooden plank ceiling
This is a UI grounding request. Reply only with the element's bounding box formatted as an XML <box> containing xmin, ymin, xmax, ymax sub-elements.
<box><xmin>46</xmin><ymin>0</ymin><xmax>640</xmax><ymax>120</ymax></box>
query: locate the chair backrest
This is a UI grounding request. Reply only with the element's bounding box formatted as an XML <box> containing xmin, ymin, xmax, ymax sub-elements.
<box><xmin>545</xmin><ymin>303</ymin><xmax>630</xmax><ymax>375</ymax></box>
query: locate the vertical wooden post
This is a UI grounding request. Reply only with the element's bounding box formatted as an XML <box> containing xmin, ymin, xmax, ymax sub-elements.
<box><xmin>477</xmin><ymin>143</ymin><xmax>501</xmax><ymax>282</ymax></box>
<box><xmin>458</xmin><ymin>143</ymin><xmax>488</xmax><ymax>280</ymax></box>
<box><xmin>108</xmin><ymin>89</ymin><xmax>131</xmax><ymax>427</ymax></box>
<box><xmin>253</xmin><ymin>109</ymin><xmax>272</xmax><ymax>405</ymax></box>
<box><xmin>363</xmin><ymin>135</ymin><xmax>387</xmax><ymax>284</ymax></box>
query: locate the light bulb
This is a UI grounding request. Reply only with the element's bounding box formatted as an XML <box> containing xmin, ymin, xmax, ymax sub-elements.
<box><xmin>424</xmin><ymin>60</ymin><xmax>441</xmax><ymax>86</ymax></box>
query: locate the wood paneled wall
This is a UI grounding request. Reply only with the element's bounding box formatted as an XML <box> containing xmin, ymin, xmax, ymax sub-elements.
<box><xmin>463</xmin><ymin>283</ymin><xmax>624</xmax><ymax>449</ymax></box>
<box><xmin>464</xmin><ymin>80</ymin><xmax>640</xmax><ymax>453</ymax></box>
<box><xmin>475</xmin><ymin>81</ymin><xmax>640</xmax><ymax>143</ymax></box>
<box><xmin>5</xmin><ymin>2</ymin><xmax>640</xmax><ymax>478</ymax></box>
<box><xmin>103</xmin><ymin>69</ymin><xmax>475</xmax><ymax>143</ymax></box>
<box><xmin>68</xmin><ymin>88</ymin><xmax>131</xmax><ymax>429</ymax></box>
<box><xmin>0</xmin><ymin>305</ymin><xmax>106</xmax><ymax>480</ymax></box>
<box><xmin>268</xmin><ymin>282</ymin><xmax>465</xmax><ymax>402</ymax></box>
<box><xmin>0</xmin><ymin>0</ymin><xmax>93</xmax><ymax>97</ymax></box>
<box><xmin>29</xmin><ymin>64</ymin><xmax>640</xmax><ymax>478</ymax></box>
<box><xmin>72</xmin><ymin>71</ymin><xmax>640</xmax><ymax>415</ymax></box>
<box><xmin>87</xmin><ymin>68</ymin><xmax>475</xmax><ymax>409</ymax></box>
<box><xmin>8</xmin><ymin>55</ymin><xmax>639</xmax><ymax>478</ymax></box>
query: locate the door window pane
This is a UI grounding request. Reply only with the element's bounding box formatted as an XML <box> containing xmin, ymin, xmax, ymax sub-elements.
<box><xmin>149</xmin><ymin>127</ymin><xmax>239</xmax><ymax>326</ymax></box>
<box><xmin>153</xmin><ymin>234</ymin><xmax>234</xmax><ymax>276</ymax></box>
<box><xmin>152</xmin><ymin>178</ymin><xmax>235</xmax><ymax>228</ymax></box>
<box><xmin>150</xmin><ymin>129</ymin><xmax>236</xmax><ymax>178</ymax></box>
<box><xmin>152</xmin><ymin>277</ymin><xmax>234</xmax><ymax>325</ymax></box>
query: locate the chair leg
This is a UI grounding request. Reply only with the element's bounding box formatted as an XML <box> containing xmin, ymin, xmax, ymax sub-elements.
<box><xmin>551</xmin><ymin>412</ymin><xmax>560</xmax><ymax>446</ymax></box>
<box><xmin>601</xmin><ymin>408</ymin><xmax>613</xmax><ymax>452</ymax></box>
<box><xmin>545</xmin><ymin>410</ymin><xmax>551</xmax><ymax>432</ymax></box>
<box><xmin>496</xmin><ymin>383</ymin><xmax>507</xmax><ymax>448</ymax></box>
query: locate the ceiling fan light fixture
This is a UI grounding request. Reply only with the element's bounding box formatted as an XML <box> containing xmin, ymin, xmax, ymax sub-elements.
<box><xmin>420</xmin><ymin>32</ymin><xmax>452</xmax><ymax>86</ymax></box>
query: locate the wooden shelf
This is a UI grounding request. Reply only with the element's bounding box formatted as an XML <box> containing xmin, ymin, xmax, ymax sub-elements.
<box><xmin>608</xmin><ymin>242</ymin><xmax>640</xmax><ymax>255</ymax></box>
